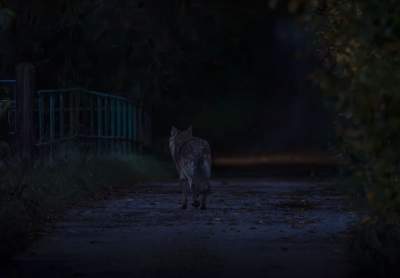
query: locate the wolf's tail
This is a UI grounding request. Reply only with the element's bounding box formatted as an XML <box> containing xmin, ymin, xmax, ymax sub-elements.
<box><xmin>192</xmin><ymin>154</ymin><xmax>211</xmax><ymax>196</ymax></box>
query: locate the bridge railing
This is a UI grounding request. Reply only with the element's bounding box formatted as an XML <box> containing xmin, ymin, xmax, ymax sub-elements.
<box><xmin>36</xmin><ymin>88</ymin><xmax>151</xmax><ymax>159</ymax></box>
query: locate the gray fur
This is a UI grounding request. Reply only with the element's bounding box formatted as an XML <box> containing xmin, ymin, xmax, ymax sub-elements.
<box><xmin>169</xmin><ymin>126</ymin><xmax>212</xmax><ymax>209</ymax></box>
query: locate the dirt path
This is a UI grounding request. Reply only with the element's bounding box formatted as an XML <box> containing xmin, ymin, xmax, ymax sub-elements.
<box><xmin>2</xmin><ymin>178</ymin><xmax>362</xmax><ymax>278</ymax></box>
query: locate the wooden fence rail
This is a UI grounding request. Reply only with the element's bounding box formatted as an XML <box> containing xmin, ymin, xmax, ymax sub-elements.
<box><xmin>36</xmin><ymin>88</ymin><xmax>151</xmax><ymax>161</ymax></box>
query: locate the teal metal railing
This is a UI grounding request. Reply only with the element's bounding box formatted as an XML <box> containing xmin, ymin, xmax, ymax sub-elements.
<box><xmin>36</xmin><ymin>88</ymin><xmax>151</xmax><ymax>159</ymax></box>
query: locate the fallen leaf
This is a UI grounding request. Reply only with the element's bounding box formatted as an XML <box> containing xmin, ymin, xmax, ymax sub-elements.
<box><xmin>337</xmin><ymin>228</ymin><xmax>350</xmax><ymax>234</ymax></box>
<box><xmin>228</xmin><ymin>223</ymin><xmax>237</xmax><ymax>226</ymax></box>
<box><xmin>262</xmin><ymin>216</ymin><xmax>269</xmax><ymax>219</ymax></box>
<box><xmin>285</xmin><ymin>221</ymin><xmax>294</xmax><ymax>224</ymax></box>
<box><xmin>206</xmin><ymin>223</ymin><xmax>214</xmax><ymax>225</ymax></box>
<box><xmin>83</xmin><ymin>217</ymin><xmax>88</xmax><ymax>221</ymax></box>
<box><xmin>366</xmin><ymin>192</ymin><xmax>374</xmax><ymax>200</ymax></box>
<box><xmin>89</xmin><ymin>241</ymin><xmax>102</xmax><ymax>244</ymax></box>
<box><xmin>250</xmin><ymin>227</ymin><xmax>257</xmax><ymax>229</ymax></box>
<box><xmin>360</xmin><ymin>216</ymin><xmax>371</xmax><ymax>224</ymax></box>
<box><xmin>281</xmin><ymin>247</ymin><xmax>288</xmax><ymax>251</ymax></box>
<box><xmin>165</xmin><ymin>224</ymin><xmax>173</xmax><ymax>226</ymax></box>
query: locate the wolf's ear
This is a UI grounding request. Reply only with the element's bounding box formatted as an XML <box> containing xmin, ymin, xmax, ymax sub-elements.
<box><xmin>171</xmin><ymin>126</ymin><xmax>178</xmax><ymax>136</ymax></box>
<box><xmin>187</xmin><ymin>125</ymin><xmax>192</xmax><ymax>135</ymax></box>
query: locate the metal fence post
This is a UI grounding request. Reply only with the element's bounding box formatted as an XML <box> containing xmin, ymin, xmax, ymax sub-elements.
<box><xmin>38</xmin><ymin>92</ymin><xmax>44</xmax><ymax>162</ymax></box>
<box><xmin>138</xmin><ymin>106</ymin><xmax>142</xmax><ymax>155</ymax></box>
<box><xmin>133</xmin><ymin>106</ymin><xmax>137</xmax><ymax>154</ymax></box>
<box><xmin>60</xmin><ymin>93</ymin><xmax>64</xmax><ymax>139</ymax></box>
<box><xmin>39</xmin><ymin>93</ymin><xmax>44</xmax><ymax>142</ymax></box>
<box><xmin>104</xmin><ymin>97</ymin><xmax>108</xmax><ymax>153</ymax></box>
<box><xmin>97</xmin><ymin>96</ymin><xmax>102</xmax><ymax>155</ymax></box>
<box><xmin>128</xmin><ymin>103</ymin><xmax>132</xmax><ymax>154</ymax></box>
<box><xmin>123</xmin><ymin>101</ymin><xmax>127</xmax><ymax>154</ymax></box>
<box><xmin>111</xmin><ymin>99</ymin><xmax>115</xmax><ymax>152</ymax></box>
<box><xmin>49</xmin><ymin>93</ymin><xmax>55</xmax><ymax>163</ymax></box>
<box><xmin>90</xmin><ymin>95</ymin><xmax>94</xmax><ymax>135</ymax></box>
<box><xmin>70</xmin><ymin>91</ymin><xmax>75</xmax><ymax>136</ymax></box>
<box><xmin>117</xmin><ymin>100</ymin><xmax>121</xmax><ymax>154</ymax></box>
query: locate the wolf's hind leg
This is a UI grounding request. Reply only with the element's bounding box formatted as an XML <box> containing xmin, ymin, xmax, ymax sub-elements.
<box><xmin>200</xmin><ymin>193</ymin><xmax>207</xmax><ymax>210</ymax></box>
<box><xmin>180</xmin><ymin>179</ymin><xmax>187</xmax><ymax>209</ymax></box>
<box><xmin>191</xmin><ymin>183</ymin><xmax>200</xmax><ymax>208</ymax></box>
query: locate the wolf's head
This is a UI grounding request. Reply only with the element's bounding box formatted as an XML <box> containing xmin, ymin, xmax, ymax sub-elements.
<box><xmin>169</xmin><ymin>126</ymin><xmax>192</xmax><ymax>159</ymax></box>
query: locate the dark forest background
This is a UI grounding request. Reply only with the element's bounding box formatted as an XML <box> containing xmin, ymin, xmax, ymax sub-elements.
<box><xmin>0</xmin><ymin>0</ymin><xmax>333</xmax><ymax>157</ymax></box>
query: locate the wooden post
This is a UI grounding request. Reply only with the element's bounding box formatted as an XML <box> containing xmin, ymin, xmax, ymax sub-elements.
<box><xmin>15</xmin><ymin>63</ymin><xmax>35</xmax><ymax>163</ymax></box>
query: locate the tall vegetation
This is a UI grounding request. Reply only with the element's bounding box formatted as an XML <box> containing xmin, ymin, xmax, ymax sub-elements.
<box><xmin>281</xmin><ymin>0</ymin><xmax>400</xmax><ymax>266</ymax></box>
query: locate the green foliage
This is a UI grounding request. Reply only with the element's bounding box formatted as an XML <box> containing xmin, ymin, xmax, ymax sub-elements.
<box><xmin>286</xmin><ymin>0</ymin><xmax>400</xmax><ymax>267</ymax></box>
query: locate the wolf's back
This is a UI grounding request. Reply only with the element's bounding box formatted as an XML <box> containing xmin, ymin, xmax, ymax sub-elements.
<box><xmin>180</xmin><ymin>137</ymin><xmax>212</xmax><ymax>195</ymax></box>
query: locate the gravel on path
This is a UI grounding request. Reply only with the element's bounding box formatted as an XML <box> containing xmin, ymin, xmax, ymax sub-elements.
<box><xmin>2</xmin><ymin>178</ymin><xmax>362</xmax><ymax>278</ymax></box>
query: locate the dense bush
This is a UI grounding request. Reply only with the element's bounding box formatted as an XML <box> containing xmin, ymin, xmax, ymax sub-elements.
<box><xmin>283</xmin><ymin>0</ymin><xmax>400</xmax><ymax>266</ymax></box>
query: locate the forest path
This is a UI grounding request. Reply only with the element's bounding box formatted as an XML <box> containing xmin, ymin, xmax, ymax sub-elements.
<box><xmin>2</xmin><ymin>178</ymin><xmax>362</xmax><ymax>278</ymax></box>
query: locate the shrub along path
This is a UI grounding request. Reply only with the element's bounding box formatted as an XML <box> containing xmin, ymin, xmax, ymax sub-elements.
<box><xmin>2</xmin><ymin>177</ymin><xmax>364</xmax><ymax>278</ymax></box>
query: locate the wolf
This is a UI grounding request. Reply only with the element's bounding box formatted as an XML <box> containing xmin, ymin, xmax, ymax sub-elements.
<box><xmin>169</xmin><ymin>126</ymin><xmax>212</xmax><ymax>210</ymax></box>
